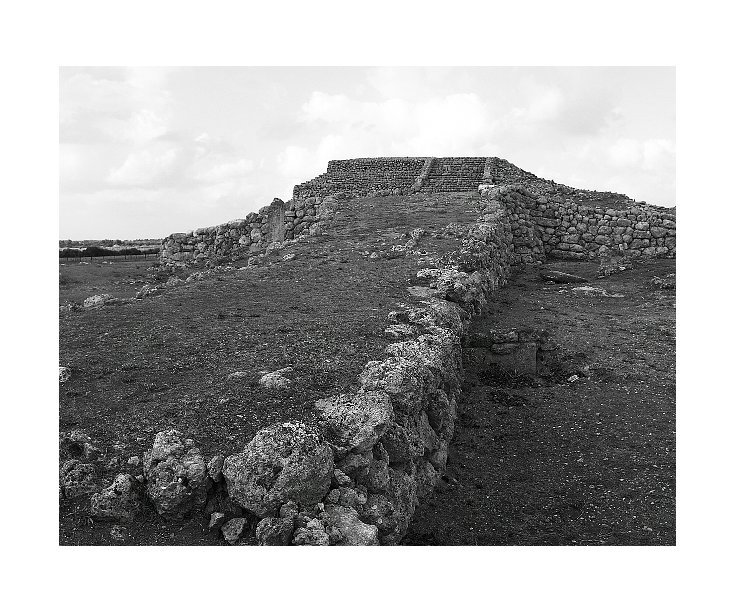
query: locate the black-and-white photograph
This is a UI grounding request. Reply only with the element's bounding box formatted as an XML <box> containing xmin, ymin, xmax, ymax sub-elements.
<box><xmin>58</xmin><ymin>66</ymin><xmax>676</xmax><ymax>547</ymax></box>
<box><xmin>7</xmin><ymin>2</ymin><xmax>730</xmax><ymax>610</ymax></box>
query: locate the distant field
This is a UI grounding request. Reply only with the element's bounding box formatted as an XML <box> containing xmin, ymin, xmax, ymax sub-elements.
<box><xmin>59</xmin><ymin>259</ymin><xmax>160</xmax><ymax>304</ymax></box>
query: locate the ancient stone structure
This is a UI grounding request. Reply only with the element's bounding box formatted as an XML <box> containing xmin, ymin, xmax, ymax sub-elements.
<box><xmin>138</xmin><ymin>158</ymin><xmax>677</xmax><ymax>545</ymax></box>
<box><xmin>160</xmin><ymin>156</ymin><xmax>675</xmax><ymax>266</ymax></box>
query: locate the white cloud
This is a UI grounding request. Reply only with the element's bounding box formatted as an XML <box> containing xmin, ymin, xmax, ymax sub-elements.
<box><xmin>108</xmin><ymin>146</ymin><xmax>182</xmax><ymax>186</ymax></box>
<box><xmin>60</xmin><ymin>68</ymin><xmax>173</xmax><ymax>144</ymax></box>
<box><xmin>608</xmin><ymin>137</ymin><xmax>675</xmax><ymax>171</ymax></box>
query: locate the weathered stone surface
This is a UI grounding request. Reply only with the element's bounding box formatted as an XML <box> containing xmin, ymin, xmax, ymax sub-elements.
<box><xmin>207</xmin><ymin>455</ymin><xmax>225</xmax><ymax>482</ymax></box>
<box><xmin>83</xmin><ymin>294</ymin><xmax>114</xmax><ymax>308</ymax></box>
<box><xmin>209</xmin><ymin>512</ymin><xmax>226</xmax><ymax>532</ymax></box>
<box><xmin>317</xmin><ymin>391</ymin><xmax>394</xmax><ymax>455</ymax></box>
<box><xmin>258</xmin><ymin>367</ymin><xmax>293</xmax><ymax>389</ymax></box>
<box><xmin>322</xmin><ymin>504</ymin><xmax>379</xmax><ymax>546</ymax></box>
<box><xmin>256</xmin><ymin>516</ymin><xmax>295</xmax><ymax>546</ymax></box>
<box><xmin>293</xmin><ymin>518</ymin><xmax>330</xmax><ymax>546</ymax></box>
<box><xmin>223</xmin><ymin>422</ymin><xmax>334</xmax><ymax>517</ymax></box>
<box><xmin>143</xmin><ymin>430</ymin><xmax>209</xmax><ymax>519</ymax></box>
<box><xmin>360</xmin><ymin>468</ymin><xmax>418</xmax><ymax>545</ymax></box>
<box><xmin>359</xmin><ymin>357</ymin><xmax>426</xmax><ymax>417</ymax></box>
<box><xmin>222</xmin><ymin>517</ymin><xmax>248</xmax><ymax>545</ymax></box>
<box><xmin>60</xmin><ymin>459</ymin><xmax>96</xmax><ymax>498</ymax></box>
<box><xmin>90</xmin><ymin>473</ymin><xmax>143</xmax><ymax>521</ymax></box>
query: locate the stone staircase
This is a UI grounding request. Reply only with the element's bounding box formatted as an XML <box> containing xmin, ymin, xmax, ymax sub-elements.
<box><xmin>421</xmin><ymin>157</ymin><xmax>487</xmax><ymax>192</ymax></box>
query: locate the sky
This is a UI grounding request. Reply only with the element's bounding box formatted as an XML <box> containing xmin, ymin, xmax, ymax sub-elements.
<box><xmin>59</xmin><ymin>66</ymin><xmax>675</xmax><ymax>239</ymax></box>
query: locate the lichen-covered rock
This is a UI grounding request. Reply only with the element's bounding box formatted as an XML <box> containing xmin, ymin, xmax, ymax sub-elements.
<box><xmin>256</xmin><ymin>516</ymin><xmax>295</xmax><ymax>546</ymax></box>
<box><xmin>60</xmin><ymin>459</ymin><xmax>97</xmax><ymax>498</ymax></box>
<box><xmin>207</xmin><ymin>454</ymin><xmax>225</xmax><ymax>482</ymax></box>
<box><xmin>223</xmin><ymin>422</ymin><xmax>334</xmax><ymax>517</ymax></box>
<box><xmin>222</xmin><ymin>517</ymin><xmax>248</xmax><ymax>545</ymax></box>
<box><xmin>258</xmin><ymin>367</ymin><xmax>293</xmax><ymax>390</ymax></box>
<box><xmin>360</xmin><ymin>468</ymin><xmax>418</xmax><ymax>545</ymax></box>
<box><xmin>90</xmin><ymin>473</ymin><xmax>142</xmax><ymax>521</ymax></box>
<box><xmin>359</xmin><ymin>357</ymin><xmax>426</xmax><ymax>417</ymax></box>
<box><xmin>292</xmin><ymin>518</ymin><xmax>330</xmax><ymax>546</ymax></box>
<box><xmin>322</xmin><ymin>504</ymin><xmax>379</xmax><ymax>546</ymax></box>
<box><xmin>143</xmin><ymin>430</ymin><xmax>209</xmax><ymax>519</ymax></box>
<box><xmin>316</xmin><ymin>391</ymin><xmax>394</xmax><ymax>456</ymax></box>
<box><xmin>83</xmin><ymin>293</ymin><xmax>114</xmax><ymax>308</ymax></box>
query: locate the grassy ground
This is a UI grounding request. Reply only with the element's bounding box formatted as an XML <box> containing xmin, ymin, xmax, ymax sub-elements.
<box><xmin>405</xmin><ymin>258</ymin><xmax>676</xmax><ymax>545</ymax></box>
<box><xmin>59</xmin><ymin>258</ymin><xmax>160</xmax><ymax>304</ymax></box>
<box><xmin>59</xmin><ymin>192</ymin><xmax>481</xmax><ymax>545</ymax></box>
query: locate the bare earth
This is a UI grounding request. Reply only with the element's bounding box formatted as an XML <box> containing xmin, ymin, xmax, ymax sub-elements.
<box><xmin>406</xmin><ymin>258</ymin><xmax>676</xmax><ymax>545</ymax></box>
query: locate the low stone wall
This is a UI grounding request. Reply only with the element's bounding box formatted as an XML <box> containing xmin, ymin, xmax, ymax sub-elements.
<box><xmin>160</xmin><ymin>196</ymin><xmax>338</xmax><ymax>264</ymax></box>
<box><xmin>491</xmin><ymin>185</ymin><xmax>676</xmax><ymax>261</ymax></box>
<box><xmin>101</xmin><ymin>188</ymin><xmax>516</xmax><ymax>545</ymax></box>
<box><xmin>215</xmin><ymin>190</ymin><xmax>515</xmax><ymax>545</ymax></box>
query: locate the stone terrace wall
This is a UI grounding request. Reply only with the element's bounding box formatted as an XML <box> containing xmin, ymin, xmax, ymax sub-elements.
<box><xmin>293</xmin><ymin>157</ymin><xmax>428</xmax><ymax>200</ymax></box>
<box><xmin>493</xmin><ymin>185</ymin><xmax>676</xmax><ymax>260</ymax></box>
<box><xmin>162</xmin><ymin>155</ymin><xmax>676</xmax><ymax>266</ymax></box>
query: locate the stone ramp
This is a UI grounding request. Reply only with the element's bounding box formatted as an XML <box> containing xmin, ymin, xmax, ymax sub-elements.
<box><xmin>421</xmin><ymin>157</ymin><xmax>486</xmax><ymax>192</ymax></box>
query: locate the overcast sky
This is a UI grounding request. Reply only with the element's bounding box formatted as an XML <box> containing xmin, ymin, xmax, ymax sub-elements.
<box><xmin>60</xmin><ymin>66</ymin><xmax>675</xmax><ymax>239</ymax></box>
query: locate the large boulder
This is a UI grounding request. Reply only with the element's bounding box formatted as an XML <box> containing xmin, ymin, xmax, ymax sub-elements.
<box><xmin>143</xmin><ymin>430</ymin><xmax>209</xmax><ymax>519</ymax></box>
<box><xmin>90</xmin><ymin>473</ymin><xmax>143</xmax><ymax>522</ymax></box>
<box><xmin>316</xmin><ymin>391</ymin><xmax>394</xmax><ymax>456</ymax></box>
<box><xmin>223</xmin><ymin>422</ymin><xmax>334</xmax><ymax>517</ymax></box>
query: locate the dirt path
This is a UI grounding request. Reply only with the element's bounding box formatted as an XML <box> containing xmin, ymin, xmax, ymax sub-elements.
<box><xmin>406</xmin><ymin>259</ymin><xmax>675</xmax><ymax>545</ymax></box>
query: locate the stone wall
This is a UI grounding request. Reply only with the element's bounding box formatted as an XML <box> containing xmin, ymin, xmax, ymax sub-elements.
<box><xmin>420</xmin><ymin>156</ymin><xmax>486</xmax><ymax>192</ymax></box>
<box><xmin>223</xmin><ymin>189</ymin><xmax>515</xmax><ymax>545</ymax></box>
<box><xmin>161</xmin><ymin>155</ymin><xmax>675</xmax><ymax>265</ymax></box>
<box><xmin>293</xmin><ymin>157</ymin><xmax>428</xmax><ymax>200</ymax></box>
<box><xmin>160</xmin><ymin>196</ymin><xmax>339</xmax><ymax>264</ymax></box>
<box><xmin>134</xmin><ymin>189</ymin><xmax>517</xmax><ymax>545</ymax></box>
<box><xmin>489</xmin><ymin>185</ymin><xmax>676</xmax><ymax>261</ymax></box>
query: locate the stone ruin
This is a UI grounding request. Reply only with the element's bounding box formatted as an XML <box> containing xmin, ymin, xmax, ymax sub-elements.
<box><xmin>83</xmin><ymin>157</ymin><xmax>676</xmax><ymax>546</ymax></box>
<box><xmin>160</xmin><ymin>156</ymin><xmax>675</xmax><ymax>266</ymax></box>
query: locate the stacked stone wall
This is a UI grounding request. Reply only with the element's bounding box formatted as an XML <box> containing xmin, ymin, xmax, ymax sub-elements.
<box><xmin>162</xmin><ymin>155</ymin><xmax>676</xmax><ymax>266</ymax></box>
<box><xmin>492</xmin><ymin>185</ymin><xmax>676</xmax><ymax>260</ymax></box>
<box><xmin>160</xmin><ymin>196</ymin><xmax>338</xmax><ymax>264</ymax></box>
<box><xmin>293</xmin><ymin>157</ymin><xmax>427</xmax><ymax>200</ymax></box>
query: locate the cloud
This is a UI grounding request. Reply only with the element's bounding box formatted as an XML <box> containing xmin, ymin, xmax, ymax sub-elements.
<box><xmin>608</xmin><ymin>137</ymin><xmax>675</xmax><ymax>171</ymax></box>
<box><xmin>278</xmin><ymin>91</ymin><xmax>496</xmax><ymax>184</ymax></box>
<box><xmin>107</xmin><ymin>145</ymin><xmax>182</xmax><ymax>186</ymax></box>
<box><xmin>60</xmin><ymin>68</ymin><xmax>173</xmax><ymax>144</ymax></box>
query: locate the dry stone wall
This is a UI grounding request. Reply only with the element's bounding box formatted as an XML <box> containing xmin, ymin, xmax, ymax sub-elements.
<box><xmin>293</xmin><ymin>157</ymin><xmax>428</xmax><ymax>200</ymax></box>
<box><xmin>160</xmin><ymin>196</ymin><xmax>338</xmax><ymax>264</ymax></box>
<box><xmin>154</xmin><ymin>189</ymin><xmax>516</xmax><ymax>545</ymax></box>
<box><xmin>161</xmin><ymin>155</ymin><xmax>675</xmax><ymax>266</ymax></box>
